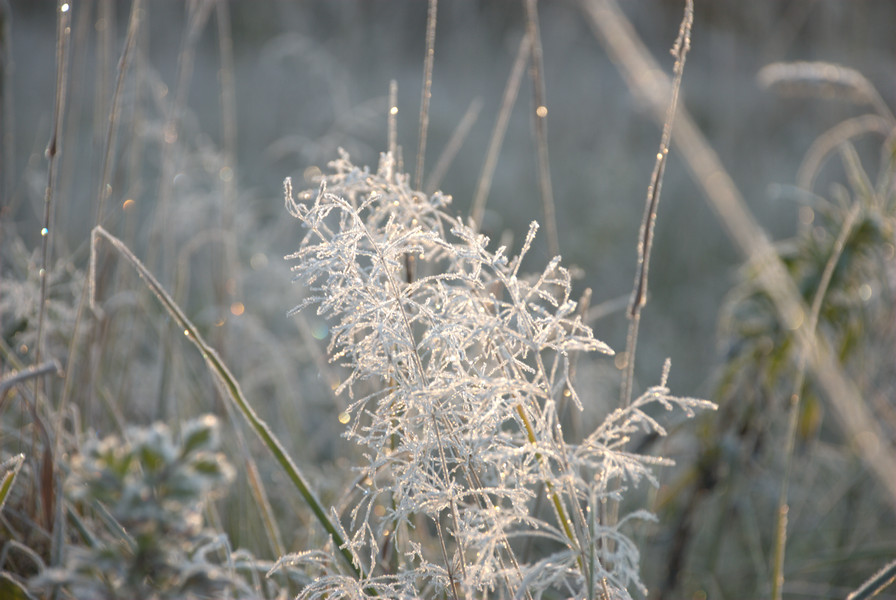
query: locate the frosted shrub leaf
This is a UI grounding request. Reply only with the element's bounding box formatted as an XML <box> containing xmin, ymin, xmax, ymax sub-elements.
<box><xmin>31</xmin><ymin>416</ymin><xmax>258</xmax><ymax>600</ymax></box>
<box><xmin>283</xmin><ymin>150</ymin><xmax>714</xmax><ymax>599</ymax></box>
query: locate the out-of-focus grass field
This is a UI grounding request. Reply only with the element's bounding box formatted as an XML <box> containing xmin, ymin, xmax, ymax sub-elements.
<box><xmin>2</xmin><ymin>2</ymin><xmax>894</xmax><ymax>599</ymax></box>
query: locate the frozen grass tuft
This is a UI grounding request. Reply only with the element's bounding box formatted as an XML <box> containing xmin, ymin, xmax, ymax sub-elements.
<box><xmin>279</xmin><ymin>150</ymin><xmax>713</xmax><ymax>599</ymax></box>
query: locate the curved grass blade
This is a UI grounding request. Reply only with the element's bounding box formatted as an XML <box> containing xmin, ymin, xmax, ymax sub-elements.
<box><xmin>88</xmin><ymin>225</ymin><xmax>362</xmax><ymax>580</ymax></box>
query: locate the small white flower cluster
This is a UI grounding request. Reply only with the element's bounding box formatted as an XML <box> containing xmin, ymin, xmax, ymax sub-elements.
<box><xmin>282</xmin><ymin>150</ymin><xmax>713</xmax><ymax>599</ymax></box>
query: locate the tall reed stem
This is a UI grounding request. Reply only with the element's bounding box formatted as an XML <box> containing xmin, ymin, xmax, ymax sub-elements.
<box><xmin>414</xmin><ymin>0</ymin><xmax>438</xmax><ymax>191</ymax></box>
<box><xmin>620</xmin><ymin>0</ymin><xmax>692</xmax><ymax>408</ymax></box>
<box><xmin>36</xmin><ymin>0</ymin><xmax>72</xmax><ymax>384</ymax></box>
<box><xmin>523</xmin><ymin>0</ymin><xmax>559</xmax><ymax>258</ymax></box>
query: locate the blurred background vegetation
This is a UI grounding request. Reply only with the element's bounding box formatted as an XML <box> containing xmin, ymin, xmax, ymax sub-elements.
<box><xmin>2</xmin><ymin>1</ymin><xmax>894</xmax><ymax>599</ymax></box>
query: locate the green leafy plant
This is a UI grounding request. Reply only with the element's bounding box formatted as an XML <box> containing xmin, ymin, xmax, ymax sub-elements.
<box><xmin>30</xmin><ymin>415</ymin><xmax>253</xmax><ymax>600</ymax></box>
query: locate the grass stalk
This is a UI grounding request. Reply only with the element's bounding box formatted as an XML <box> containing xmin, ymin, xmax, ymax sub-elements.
<box><xmin>620</xmin><ymin>0</ymin><xmax>692</xmax><ymax>408</ymax></box>
<box><xmin>213</xmin><ymin>0</ymin><xmax>239</xmax><ymax>346</ymax></box>
<box><xmin>144</xmin><ymin>0</ymin><xmax>213</xmax><ymax>422</ymax></box>
<box><xmin>514</xmin><ymin>402</ymin><xmax>585</xmax><ymax>573</ymax></box>
<box><xmin>471</xmin><ymin>31</ymin><xmax>530</xmax><ymax>229</ymax></box>
<box><xmin>0</xmin><ymin>0</ymin><xmax>13</xmax><ymax>210</ymax></box>
<box><xmin>425</xmin><ymin>97</ymin><xmax>482</xmax><ymax>194</ymax></box>
<box><xmin>35</xmin><ymin>0</ymin><xmax>72</xmax><ymax>382</ymax></box>
<box><xmin>523</xmin><ymin>0</ymin><xmax>559</xmax><ymax>258</ymax></box>
<box><xmin>388</xmin><ymin>79</ymin><xmax>398</xmax><ymax>160</ymax></box>
<box><xmin>94</xmin><ymin>0</ymin><xmax>141</xmax><ymax>226</ymax></box>
<box><xmin>413</xmin><ymin>0</ymin><xmax>438</xmax><ymax>191</ymax></box>
<box><xmin>94</xmin><ymin>0</ymin><xmax>113</xmax><ymax>140</ymax></box>
<box><xmin>797</xmin><ymin>114</ymin><xmax>893</xmax><ymax>191</ymax></box>
<box><xmin>245</xmin><ymin>450</ymin><xmax>287</xmax><ymax>559</ymax></box>
<box><xmin>215</xmin><ymin>374</ymin><xmax>287</xmax><ymax>559</ymax></box>
<box><xmin>147</xmin><ymin>0</ymin><xmax>212</xmax><ymax>278</ymax></box>
<box><xmin>88</xmin><ymin>225</ymin><xmax>364</xmax><ymax>580</ymax></box>
<box><xmin>583</xmin><ymin>0</ymin><xmax>693</xmax><ymax>575</ymax></box>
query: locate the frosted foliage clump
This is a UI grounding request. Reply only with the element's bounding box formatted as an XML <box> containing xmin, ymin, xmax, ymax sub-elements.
<box><xmin>282</xmin><ymin>150</ymin><xmax>714</xmax><ymax>599</ymax></box>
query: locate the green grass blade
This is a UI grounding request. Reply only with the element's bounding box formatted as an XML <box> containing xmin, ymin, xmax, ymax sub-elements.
<box><xmin>0</xmin><ymin>453</ymin><xmax>25</xmax><ymax>513</ymax></box>
<box><xmin>88</xmin><ymin>225</ymin><xmax>362</xmax><ymax>580</ymax></box>
<box><xmin>847</xmin><ymin>559</ymin><xmax>896</xmax><ymax>600</ymax></box>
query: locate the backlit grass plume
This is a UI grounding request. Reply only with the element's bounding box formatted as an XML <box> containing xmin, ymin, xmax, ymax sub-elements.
<box><xmin>279</xmin><ymin>151</ymin><xmax>713</xmax><ymax>599</ymax></box>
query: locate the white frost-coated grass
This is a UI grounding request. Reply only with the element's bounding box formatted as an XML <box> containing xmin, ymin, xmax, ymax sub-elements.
<box><xmin>278</xmin><ymin>150</ymin><xmax>714</xmax><ymax>599</ymax></box>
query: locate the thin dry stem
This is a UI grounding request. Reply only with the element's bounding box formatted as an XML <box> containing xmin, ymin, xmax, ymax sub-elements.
<box><xmin>213</xmin><ymin>0</ymin><xmax>239</xmax><ymax>335</ymax></box>
<box><xmin>846</xmin><ymin>559</ymin><xmax>896</xmax><ymax>600</ymax></box>
<box><xmin>36</xmin><ymin>0</ymin><xmax>72</xmax><ymax>385</ymax></box>
<box><xmin>524</xmin><ymin>0</ymin><xmax>559</xmax><ymax>258</ymax></box>
<box><xmin>388</xmin><ymin>79</ymin><xmax>398</xmax><ymax>161</ymax></box>
<box><xmin>94</xmin><ymin>0</ymin><xmax>141</xmax><ymax>225</ymax></box>
<box><xmin>620</xmin><ymin>0</ymin><xmax>692</xmax><ymax>408</ymax></box>
<box><xmin>758</xmin><ymin>61</ymin><xmax>894</xmax><ymax>122</ymax></box>
<box><xmin>414</xmin><ymin>0</ymin><xmax>438</xmax><ymax>191</ymax></box>
<box><xmin>0</xmin><ymin>0</ymin><xmax>14</xmax><ymax>208</ymax></box>
<box><xmin>425</xmin><ymin>97</ymin><xmax>482</xmax><ymax>194</ymax></box>
<box><xmin>147</xmin><ymin>0</ymin><xmax>213</xmax><ymax>277</ymax></box>
<box><xmin>471</xmin><ymin>32</ymin><xmax>531</xmax><ymax>229</ymax></box>
<box><xmin>0</xmin><ymin>361</ymin><xmax>62</xmax><ymax>409</ymax></box>
<box><xmin>143</xmin><ymin>0</ymin><xmax>213</xmax><ymax>421</ymax></box>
